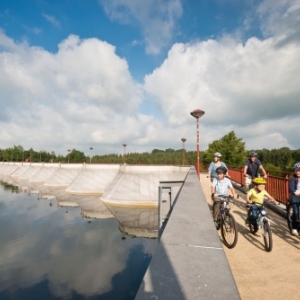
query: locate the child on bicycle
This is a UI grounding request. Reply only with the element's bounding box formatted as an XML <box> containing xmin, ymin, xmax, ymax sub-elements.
<box><xmin>246</xmin><ymin>177</ymin><xmax>278</xmax><ymax>232</ymax></box>
<box><xmin>288</xmin><ymin>162</ymin><xmax>300</xmax><ymax>236</ymax></box>
<box><xmin>211</xmin><ymin>166</ymin><xmax>237</xmax><ymax>224</ymax></box>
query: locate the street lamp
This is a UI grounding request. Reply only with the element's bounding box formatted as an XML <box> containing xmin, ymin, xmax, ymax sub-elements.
<box><xmin>122</xmin><ymin>144</ymin><xmax>127</xmax><ymax>165</ymax></box>
<box><xmin>190</xmin><ymin>109</ymin><xmax>205</xmax><ymax>178</ymax></box>
<box><xmin>89</xmin><ymin>147</ymin><xmax>93</xmax><ymax>164</ymax></box>
<box><xmin>67</xmin><ymin>149</ymin><xmax>71</xmax><ymax>163</ymax></box>
<box><xmin>181</xmin><ymin>138</ymin><xmax>187</xmax><ymax>165</ymax></box>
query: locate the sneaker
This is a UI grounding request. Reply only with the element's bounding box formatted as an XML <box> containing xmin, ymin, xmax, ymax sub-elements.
<box><xmin>292</xmin><ymin>229</ymin><xmax>299</xmax><ymax>236</ymax></box>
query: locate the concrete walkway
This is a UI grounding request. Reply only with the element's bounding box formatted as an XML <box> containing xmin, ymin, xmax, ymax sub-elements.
<box><xmin>135</xmin><ymin>168</ymin><xmax>240</xmax><ymax>300</ymax></box>
<box><xmin>200</xmin><ymin>173</ymin><xmax>300</xmax><ymax>300</ymax></box>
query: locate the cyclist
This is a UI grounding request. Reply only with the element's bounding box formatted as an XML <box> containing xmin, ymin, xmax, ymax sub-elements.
<box><xmin>207</xmin><ymin>152</ymin><xmax>228</xmax><ymax>182</ymax></box>
<box><xmin>211</xmin><ymin>166</ymin><xmax>237</xmax><ymax>224</ymax></box>
<box><xmin>243</xmin><ymin>151</ymin><xmax>267</xmax><ymax>190</ymax></box>
<box><xmin>289</xmin><ymin>162</ymin><xmax>300</xmax><ymax>236</ymax></box>
<box><xmin>246</xmin><ymin>178</ymin><xmax>278</xmax><ymax>233</ymax></box>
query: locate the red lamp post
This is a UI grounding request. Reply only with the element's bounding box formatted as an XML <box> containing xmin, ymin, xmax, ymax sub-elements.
<box><xmin>181</xmin><ymin>138</ymin><xmax>186</xmax><ymax>165</ymax></box>
<box><xmin>190</xmin><ymin>109</ymin><xmax>205</xmax><ymax>178</ymax></box>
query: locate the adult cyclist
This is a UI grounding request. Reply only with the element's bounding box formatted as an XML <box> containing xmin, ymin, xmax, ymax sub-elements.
<box><xmin>207</xmin><ymin>152</ymin><xmax>228</xmax><ymax>182</ymax></box>
<box><xmin>243</xmin><ymin>151</ymin><xmax>267</xmax><ymax>191</ymax></box>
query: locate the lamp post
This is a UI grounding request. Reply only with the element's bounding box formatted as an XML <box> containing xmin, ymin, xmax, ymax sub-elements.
<box><xmin>89</xmin><ymin>147</ymin><xmax>93</xmax><ymax>164</ymax></box>
<box><xmin>67</xmin><ymin>149</ymin><xmax>71</xmax><ymax>163</ymax></box>
<box><xmin>122</xmin><ymin>144</ymin><xmax>127</xmax><ymax>165</ymax></box>
<box><xmin>190</xmin><ymin>109</ymin><xmax>205</xmax><ymax>178</ymax></box>
<box><xmin>181</xmin><ymin>138</ymin><xmax>186</xmax><ymax>165</ymax></box>
<box><xmin>51</xmin><ymin>151</ymin><xmax>55</xmax><ymax>163</ymax></box>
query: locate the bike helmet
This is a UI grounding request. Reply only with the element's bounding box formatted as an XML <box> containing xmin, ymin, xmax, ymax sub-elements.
<box><xmin>293</xmin><ymin>162</ymin><xmax>300</xmax><ymax>170</ymax></box>
<box><xmin>216</xmin><ymin>166</ymin><xmax>227</xmax><ymax>174</ymax></box>
<box><xmin>214</xmin><ymin>152</ymin><xmax>222</xmax><ymax>158</ymax></box>
<box><xmin>249</xmin><ymin>151</ymin><xmax>257</xmax><ymax>157</ymax></box>
<box><xmin>252</xmin><ymin>177</ymin><xmax>267</xmax><ymax>185</ymax></box>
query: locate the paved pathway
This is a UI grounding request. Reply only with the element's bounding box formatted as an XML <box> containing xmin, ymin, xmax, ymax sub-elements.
<box><xmin>200</xmin><ymin>173</ymin><xmax>300</xmax><ymax>300</ymax></box>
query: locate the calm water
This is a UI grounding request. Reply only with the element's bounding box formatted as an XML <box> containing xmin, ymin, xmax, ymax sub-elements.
<box><xmin>0</xmin><ymin>182</ymin><xmax>158</xmax><ymax>300</ymax></box>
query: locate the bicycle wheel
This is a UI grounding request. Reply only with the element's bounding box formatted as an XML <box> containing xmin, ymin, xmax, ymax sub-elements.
<box><xmin>263</xmin><ymin>220</ymin><xmax>273</xmax><ymax>252</ymax></box>
<box><xmin>221</xmin><ymin>213</ymin><xmax>238</xmax><ymax>249</ymax></box>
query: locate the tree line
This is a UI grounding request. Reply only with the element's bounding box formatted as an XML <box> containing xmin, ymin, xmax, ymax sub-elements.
<box><xmin>1</xmin><ymin>131</ymin><xmax>300</xmax><ymax>172</ymax></box>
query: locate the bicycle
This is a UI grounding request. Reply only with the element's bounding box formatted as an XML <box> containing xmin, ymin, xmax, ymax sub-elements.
<box><xmin>215</xmin><ymin>195</ymin><xmax>238</xmax><ymax>249</ymax></box>
<box><xmin>246</xmin><ymin>202</ymin><xmax>275</xmax><ymax>252</ymax></box>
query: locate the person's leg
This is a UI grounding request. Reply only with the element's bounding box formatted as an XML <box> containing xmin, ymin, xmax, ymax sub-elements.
<box><xmin>248</xmin><ymin>205</ymin><xmax>258</xmax><ymax>224</ymax></box>
<box><xmin>290</xmin><ymin>195</ymin><xmax>300</xmax><ymax>235</ymax></box>
<box><xmin>213</xmin><ymin>195</ymin><xmax>220</xmax><ymax>221</ymax></box>
<box><xmin>245</xmin><ymin>176</ymin><xmax>251</xmax><ymax>191</ymax></box>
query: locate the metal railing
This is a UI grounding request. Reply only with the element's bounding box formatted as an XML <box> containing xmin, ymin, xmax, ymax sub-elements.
<box><xmin>228</xmin><ymin>167</ymin><xmax>292</xmax><ymax>205</ymax></box>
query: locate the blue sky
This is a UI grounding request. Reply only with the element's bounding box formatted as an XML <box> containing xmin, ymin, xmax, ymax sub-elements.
<box><xmin>0</xmin><ymin>0</ymin><xmax>300</xmax><ymax>156</ymax></box>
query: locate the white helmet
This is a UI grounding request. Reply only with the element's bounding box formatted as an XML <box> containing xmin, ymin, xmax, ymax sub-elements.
<box><xmin>214</xmin><ymin>152</ymin><xmax>222</xmax><ymax>158</ymax></box>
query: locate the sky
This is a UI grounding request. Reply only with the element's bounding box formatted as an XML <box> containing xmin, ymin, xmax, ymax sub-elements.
<box><xmin>0</xmin><ymin>0</ymin><xmax>299</xmax><ymax>157</ymax></box>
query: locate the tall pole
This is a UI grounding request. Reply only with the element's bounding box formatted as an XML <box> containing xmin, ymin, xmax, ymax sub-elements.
<box><xmin>67</xmin><ymin>149</ymin><xmax>71</xmax><ymax>163</ymax></box>
<box><xmin>89</xmin><ymin>147</ymin><xmax>93</xmax><ymax>164</ymax></box>
<box><xmin>181</xmin><ymin>138</ymin><xmax>186</xmax><ymax>165</ymax></box>
<box><xmin>196</xmin><ymin>118</ymin><xmax>199</xmax><ymax>175</ymax></box>
<box><xmin>39</xmin><ymin>151</ymin><xmax>41</xmax><ymax>162</ymax></box>
<box><xmin>190</xmin><ymin>109</ymin><xmax>205</xmax><ymax>179</ymax></box>
<box><xmin>122</xmin><ymin>144</ymin><xmax>127</xmax><ymax>164</ymax></box>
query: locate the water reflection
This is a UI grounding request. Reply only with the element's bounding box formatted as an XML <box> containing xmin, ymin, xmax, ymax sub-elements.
<box><xmin>0</xmin><ymin>182</ymin><xmax>157</xmax><ymax>300</ymax></box>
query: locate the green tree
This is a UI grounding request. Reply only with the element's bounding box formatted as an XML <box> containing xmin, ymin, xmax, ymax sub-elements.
<box><xmin>202</xmin><ymin>131</ymin><xmax>246</xmax><ymax>167</ymax></box>
<box><xmin>69</xmin><ymin>149</ymin><xmax>86</xmax><ymax>163</ymax></box>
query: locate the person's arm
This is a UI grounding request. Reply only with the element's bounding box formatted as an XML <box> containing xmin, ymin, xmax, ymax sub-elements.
<box><xmin>265</xmin><ymin>192</ymin><xmax>279</xmax><ymax>205</ymax></box>
<box><xmin>211</xmin><ymin>181</ymin><xmax>216</xmax><ymax>197</ymax></box>
<box><xmin>246</xmin><ymin>191</ymin><xmax>252</xmax><ymax>204</ymax></box>
<box><xmin>207</xmin><ymin>162</ymin><xmax>212</xmax><ymax>178</ymax></box>
<box><xmin>243</xmin><ymin>164</ymin><xmax>249</xmax><ymax>177</ymax></box>
<box><xmin>289</xmin><ymin>177</ymin><xmax>300</xmax><ymax>195</ymax></box>
<box><xmin>223</xmin><ymin>163</ymin><xmax>230</xmax><ymax>177</ymax></box>
<box><xmin>229</xmin><ymin>186</ymin><xmax>237</xmax><ymax>198</ymax></box>
<box><xmin>259</xmin><ymin>165</ymin><xmax>268</xmax><ymax>178</ymax></box>
<box><xmin>211</xmin><ymin>185</ymin><xmax>215</xmax><ymax>194</ymax></box>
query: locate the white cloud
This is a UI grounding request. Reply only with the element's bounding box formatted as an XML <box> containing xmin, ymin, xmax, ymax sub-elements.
<box><xmin>1</xmin><ymin>0</ymin><xmax>300</xmax><ymax>156</ymax></box>
<box><xmin>257</xmin><ymin>0</ymin><xmax>300</xmax><ymax>45</ymax></box>
<box><xmin>144</xmin><ymin>34</ymin><xmax>300</xmax><ymax>149</ymax></box>
<box><xmin>0</xmin><ymin>31</ymin><xmax>145</xmax><ymax>154</ymax></box>
<box><xmin>42</xmin><ymin>13</ymin><xmax>60</xmax><ymax>27</ymax></box>
<box><xmin>99</xmin><ymin>0</ymin><xmax>183</xmax><ymax>54</ymax></box>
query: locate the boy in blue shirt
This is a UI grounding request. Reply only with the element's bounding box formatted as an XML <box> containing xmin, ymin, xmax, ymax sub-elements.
<box><xmin>211</xmin><ymin>166</ymin><xmax>237</xmax><ymax>223</ymax></box>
